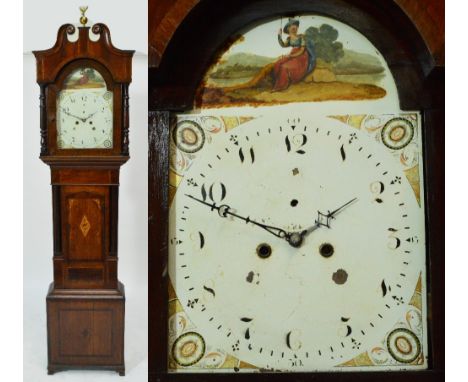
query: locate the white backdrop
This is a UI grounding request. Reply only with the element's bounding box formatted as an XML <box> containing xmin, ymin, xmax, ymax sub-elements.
<box><xmin>23</xmin><ymin>1</ymin><xmax>147</xmax><ymax>380</ymax></box>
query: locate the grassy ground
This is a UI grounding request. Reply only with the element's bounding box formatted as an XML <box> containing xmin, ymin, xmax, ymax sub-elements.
<box><xmin>200</xmin><ymin>79</ymin><xmax>387</xmax><ymax>107</ymax></box>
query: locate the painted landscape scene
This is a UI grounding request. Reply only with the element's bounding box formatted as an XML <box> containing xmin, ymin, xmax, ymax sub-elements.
<box><xmin>198</xmin><ymin>16</ymin><xmax>389</xmax><ymax>107</ymax></box>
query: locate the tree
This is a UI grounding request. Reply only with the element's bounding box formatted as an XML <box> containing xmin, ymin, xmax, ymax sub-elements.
<box><xmin>305</xmin><ymin>24</ymin><xmax>344</xmax><ymax>63</ymax></box>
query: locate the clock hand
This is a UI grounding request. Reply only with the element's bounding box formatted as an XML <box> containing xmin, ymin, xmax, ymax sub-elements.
<box><xmin>185</xmin><ymin>194</ymin><xmax>291</xmax><ymax>242</ymax></box>
<box><xmin>300</xmin><ymin>197</ymin><xmax>358</xmax><ymax>240</ymax></box>
<box><xmin>327</xmin><ymin>197</ymin><xmax>358</xmax><ymax>219</ymax></box>
<box><xmin>83</xmin><ymin>111</ymin><xmax>98</xmax><ymax>122</ymax></box>
<box><xmin>61</xmin><ymin>108</ymin><xmax>86</xmax><ymax>122</ymax></box>
<box><xmin>315</xmin><ymin>197</ymin><xmax>358</xmax><ymax>229</ymax></box>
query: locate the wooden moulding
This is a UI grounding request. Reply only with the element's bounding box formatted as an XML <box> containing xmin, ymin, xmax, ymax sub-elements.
<box><xmin>51</xmin><ymin>168</ymin><xmax>120</xmax><ymax>186</ymax></box>
<box><xmin>33</xmin><ymin>24</ymin><xmax>134</xmax><ymax>85</ymax></box>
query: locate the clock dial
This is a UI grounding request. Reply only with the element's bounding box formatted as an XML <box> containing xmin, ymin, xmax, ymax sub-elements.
<box><xmin>56</xmin><ymin>67</ymin><xmax>113</xmax><ymax>149</ymax></box>
<box><xmin>169</xmin><ymin>114</ymin><xmax>426</xmax><ymax>372</ymax></box>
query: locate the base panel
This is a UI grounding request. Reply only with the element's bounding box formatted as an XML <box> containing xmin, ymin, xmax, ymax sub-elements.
<box><xmin>46</xmin><ymin>282</ymin><xmax>125</xmax><ymax>374</ymax></box>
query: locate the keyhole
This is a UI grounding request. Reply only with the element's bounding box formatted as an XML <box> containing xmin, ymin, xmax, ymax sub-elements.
<box><xmin>257</xmin><ymin>243</ymin><xmax>272</xmax><ymax>259</ymax></box>
<box><xmin>320</xmin><ymin>243</ymin><xmax>334</xmax><ymax>258</ymax></box>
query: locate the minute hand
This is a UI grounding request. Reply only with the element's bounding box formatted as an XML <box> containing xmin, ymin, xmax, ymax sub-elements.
<box><xmin>84</xmin><ymin>111</ymin><xmax>98</xmax><ymax>121</ymax></box>
<box><xmin>185</xmin><ymin>194</ymin><xmax>289</xmax><ymax>240</ymax></box>
<box><xmin>302</xmin><ymin>197</ymin><xmax>358</xmax><ymax>235</ymax></box>
<box><xmin>327</xmin><ymin>197</ymin><xmax>358</xmax><ymax>219</ymax></box>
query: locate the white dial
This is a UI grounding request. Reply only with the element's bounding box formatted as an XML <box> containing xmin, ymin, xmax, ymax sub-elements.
<box><xmin>56</xmin><ymin>68</ymin><xmax>113</xmax><ymax>149</ymax></box>
<box><xmin>169</xmin><ymin>115</ymin><xmax>425</xmax><ymax>371</ymax></box>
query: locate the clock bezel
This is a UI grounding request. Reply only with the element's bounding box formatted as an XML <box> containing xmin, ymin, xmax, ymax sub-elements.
<box><xmin>47</xmin><ymin>58</ymin><xmax>122</xmax><ymax>155</ymax></box>
<box><xmin>148</xmin><ymin>1</ymin><xmax>444</xmax><ymax>381</ymax></box>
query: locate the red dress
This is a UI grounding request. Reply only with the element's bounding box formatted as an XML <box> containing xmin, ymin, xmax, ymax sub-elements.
<box><xmin>273</xmin><ymin>35</ymin><xmax>310</xmax><ymax>91</ymax></box>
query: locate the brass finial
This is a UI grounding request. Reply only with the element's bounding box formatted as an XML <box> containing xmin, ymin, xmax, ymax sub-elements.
<box><xmin>79</xmin><ymin>6</ymin><xmax>88</xmax><ymax>26</ymax></box>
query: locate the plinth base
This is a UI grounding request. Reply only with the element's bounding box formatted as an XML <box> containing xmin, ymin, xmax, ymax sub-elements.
<box><xmin>46</xmin><ymin>282</ymin><xmax>125</xmax><ymax>375</ymax></box>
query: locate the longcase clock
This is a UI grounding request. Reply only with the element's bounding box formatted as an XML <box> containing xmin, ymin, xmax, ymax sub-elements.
<box><xmin>33</xmin><ymin>9</ymin><xmax>134</xmax><ymax>375</ymax></box>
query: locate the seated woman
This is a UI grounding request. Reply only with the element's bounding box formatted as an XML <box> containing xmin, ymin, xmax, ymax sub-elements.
<box><xmin>273</xmin><ymin>18</ymin><xmax>316</xmax><ymax>91</ymax></box>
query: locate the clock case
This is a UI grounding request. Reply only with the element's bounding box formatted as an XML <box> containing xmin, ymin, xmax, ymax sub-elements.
<box><xmin>148</xmin><ymin>0</ymin><xmax>444</xmax><ymax>381</ymax></box>
<box><xmin>33</xmin><ymin>24</ymin><xmax>134</xmax><ymax>375</ymax></box>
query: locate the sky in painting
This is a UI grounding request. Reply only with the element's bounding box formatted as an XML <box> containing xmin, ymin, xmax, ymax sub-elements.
<box><xmin>226</xmin><ymin>15</ymin><xmax>384</xmax><ymax>59</ymax></box>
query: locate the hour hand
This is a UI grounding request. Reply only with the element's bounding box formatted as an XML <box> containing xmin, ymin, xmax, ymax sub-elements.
<box><xmin>185</xmin><ymin>194</ymin><xmax>289</xmax><ymax>241</ymax></box>
<box><xmin>61</xmin><ymin>108</ymin><xmax>85</xmax><ymax>122</ymax></box>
